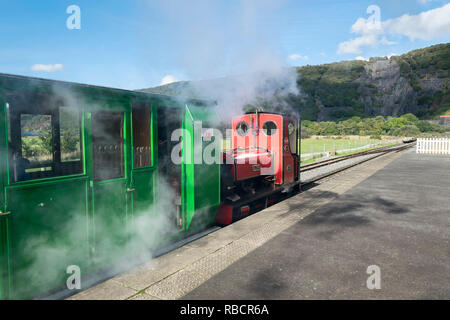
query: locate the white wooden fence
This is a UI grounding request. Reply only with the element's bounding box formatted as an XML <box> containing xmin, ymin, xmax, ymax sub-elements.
<box><xmin>300</xmin><ymin>142</ymin><xmax>383</xmax><ymax>159</ymax></box>
<box><xmin>416</xmin><ymin>138</ymin><xmax>450</xmax><ymax>155</ymax></box>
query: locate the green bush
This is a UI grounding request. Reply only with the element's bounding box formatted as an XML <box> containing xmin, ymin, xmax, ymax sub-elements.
<box><xmin>38</xmin><ymin>132</ymin><xmax>53</xmax><ymax>154</ymax></box>
<box><xmin>301</xmin><ymin>114</ymin><xmax>447</xmax><ymax>137</ymax></box>
<box><xmin>300</xmin><ymin>126</ymin><xmax>312</xmax><ymax>138</ymax></box>
<box><xmin>390</xmin><ymin>125</ymin><xmax>421</xmax><ymax>137</ymax></box>
<box><xmin>61</xmin><ymin>130</ymin><xmax>79</xmax><ymax>154</ymax></box>
<box><xmin>400</xmin><ymin>113</ymin><xmax>419</xmax><ymax>123</ymax></box>
<box><xmin>417</xmin><ymin>121</ymin><xmax>434</xmax><ymax>132</ymax></box>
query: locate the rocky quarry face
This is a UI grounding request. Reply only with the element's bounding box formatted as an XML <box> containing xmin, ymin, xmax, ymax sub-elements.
<box><xmin>358</xmin><ymin>59</ymin><xmax>412</xmax><ymax>116</ymax></box>
<box><xmin>356</xmin><ymin>58</ymin><xmax>444</xmax><ymax>118</ymax></box>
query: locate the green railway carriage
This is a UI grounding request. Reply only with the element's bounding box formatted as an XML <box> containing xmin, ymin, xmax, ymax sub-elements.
<box><xmin>0</xmin><ymin>73</ymin><xmax>220</xmax><ymax>299</ymax></box>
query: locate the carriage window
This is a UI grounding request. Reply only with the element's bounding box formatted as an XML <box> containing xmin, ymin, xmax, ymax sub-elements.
<box><xmin>60</xmin><ymin>107</ymin><xmax>81</xmax><ymax>162</ymax></box>
<box><xmin>132</xmin><ymin>106</ymin><xmax>152</xmax><ymax>168</ymax></box>
<box><xmin>92</xmin><ymin>111</ymin><xmax>124</xmax><ymax>181</ymax></box>
<box><xmin>288</xmin><ymin>122</ymin><xmax>297</xmax><ymax>154</ymax></box>
<box><xmin>20</xmin><ymin>114</ymin><xmax>53</xmax><ymax>174</ymax></box>
<box><xmin>262</xmin><ymin>121</ymin><xmax>277</xmax><ymax>136</ymax></box>
<box><xmin>7</xmin><ymin>95</ymin><xmax>84</xmax><ymax>183</ymax></box>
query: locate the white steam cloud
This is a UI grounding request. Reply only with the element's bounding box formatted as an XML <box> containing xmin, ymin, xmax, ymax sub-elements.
<box><xmin>148</xmin><ymin>0</ymin><xmax>300</xmax><ymax>120</ymax></box>
<box><xmin>19</xmin><ymin>172</ymin><xmax>179</xmax><ymax>298</ymax></box>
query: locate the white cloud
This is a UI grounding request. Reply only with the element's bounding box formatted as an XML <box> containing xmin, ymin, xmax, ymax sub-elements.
<box><xmin>355</xmin><ymin>56</ymin><xmax>369</xmax><ymax>61</ymax></box>
<box><xmin>338</xmin><ymin>3</ymin><xmax>450</xmax><ymax>54</ymax></box>
<box><xmin>160</xmin><ymin>74</ymin><xmax>179</xmax><ymax>86</ymax></box>
<box><xmin>30</xmin><ymin>64</ymin><xmax>63</xmax><ymax>72</ymax></box>
<box><xmin>338</xmin><ymin>35</ymin><xmax>380</xmax><ymax>54</ymax></box>
<box><xmin>384</xmin><ymin>4</ymin><xmax>450</xmax><ymax>41</ymax></box>
<box><xmin>289</xmin><ymin>54</ymin><xmax>308</xmax><ymax>61</ymax></box>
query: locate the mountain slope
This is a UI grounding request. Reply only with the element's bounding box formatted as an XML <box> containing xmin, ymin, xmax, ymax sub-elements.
<box><xmin>141</xmin><ymin>43</ymin><xmax>450</xmax><ymax>121</ymax></box>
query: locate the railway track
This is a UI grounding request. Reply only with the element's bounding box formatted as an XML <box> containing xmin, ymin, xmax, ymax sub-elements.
<box><xmin>300</xmin><ymin>142</ymin><xmax>415</xmax><ymax>188</ymax></box>
<box><xmin>301</xmin><ymin>143</ymin><xmax>403</xmax><ymax>171</ymax></box>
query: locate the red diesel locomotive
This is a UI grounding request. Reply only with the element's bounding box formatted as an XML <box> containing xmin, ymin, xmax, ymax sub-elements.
<box><xmin>216</xmin><ymin>111</ymin><xmax>300</xmax><ymax>225</ymax></box>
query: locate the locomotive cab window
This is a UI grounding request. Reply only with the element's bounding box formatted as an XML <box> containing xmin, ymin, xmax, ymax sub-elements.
<box><xmin>7</xmin><ymin>94</ymin><xmax>83</xmax><ymax>183</ymax></box>
<box><xmin>288</xmin><ymin>121</ymin><xmax>297</xmax><ymax>154</ymax></box>
<box><xmin>262</xmin><ymin>121</ymin><xmax>277</xmax><ymax>136</ymax></box>
<box><xmin>236</xmin><ymin>121</ymin><xmax>249</xmax><ymax>136</ymax></box>
<box><xmin>132</xmin><ymin>105</ymin><xmax>152</xmax><ymax>168</ymax></box>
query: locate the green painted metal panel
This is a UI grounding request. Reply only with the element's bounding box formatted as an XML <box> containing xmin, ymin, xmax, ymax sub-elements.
<box><xmin>91</xmin><ymin>180</ymin><xmax>129</xmax><ymax>267</ymax></box>
<box><xmin>182</xmin><ymin>105</ymin><xmax>221</xmax><ymax>231</ymax></box>
<box><xmin>0</xmin><ymin>93</ymin><xmax>6</xmax><ymax>210</ymax></box>
<box><xmin>130</xmin><ymin>169</ymin><xmax>157</xmax><ymax>215</ymax></box>
<box><xmin>5</xmin><ymin>177</ymin><xmax>90</xmax><ymax>299</ymax></box>
<box><xmin>129</xmin><ymin>169</ymin><xmax>158</xmax><ymax>251</ymax></box>
<box><xmin>0</xmin><ymin>218</ymin><xmax>7</xmax><ymax>299</ymax></box>
<box><xmin>0</xmin><ymin>91</ymin><xmax>9</xmax><ymax>299</ymax></box>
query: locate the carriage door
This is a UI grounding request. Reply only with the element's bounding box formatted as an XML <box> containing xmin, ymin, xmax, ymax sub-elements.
<box><xmin>182</xmin><ymin>106</ymin><xmax>220</xmax><ymax>231</ymax></box>
<box><xmin>4</xmin><ymin>94</ymin><xmax>88</xmax><ymax>299</ymax></box>
<box><xmin>90</xmin><ymin>110</ymin><xmax>129</xmax><ymax>264</ymax></box>
<box><xmin>288</xmin><ymin>118</ymin><xmax>300</xmax><ymax>181</ymax></box>
<box><xmin>157</xmin><ymin>107</ymin><xmax>183</xmax><ymax>231</ymax></box>
<box><xmin>282</xmin><ymin>117</ymin><xmax>295</xmax><ymax>184</ymax></box>
<box><xmin>130</xmin><ymin>103</ymin><xmax>156</xmax><ymax>219</ymax></box>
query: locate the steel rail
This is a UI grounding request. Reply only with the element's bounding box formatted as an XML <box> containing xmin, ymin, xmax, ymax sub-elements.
<box><xmin>300</xmin><ymin>142</ymin><xmax>414</xmax><ymax>172</ymax></box>
<box><xmin>301</xmin><ymin>142</ymin><xmax>415</xmax><ymax>189</ymax></box>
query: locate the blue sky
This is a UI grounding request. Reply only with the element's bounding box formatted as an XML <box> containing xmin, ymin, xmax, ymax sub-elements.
<box><xmin>0</xmin><ymin>0</ymin><xmax>449</xmax><ymax>90</ymax></box>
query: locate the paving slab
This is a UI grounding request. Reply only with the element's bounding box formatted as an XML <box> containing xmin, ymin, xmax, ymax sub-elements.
<box><xmin>128</xmin><ymin>293</ymin><xmax>161</xmax><ymax>300</ymax></box>
<box><xmin>69</xmin><ymin>149</ymin><xmax>407</xmax><ymax>300</ymax></box>
<box><xmin>112</xmin><ymin>244</ymin><xmax>212</xmax><ymax>291</ymax></box>
<box><xmin>68</xmin><ymin>279</ymin><xmax>137</xmax><ymax>300</ymax></box>
<box><xmin>183</xmin><ymin>150</ymin><xmax>450</xmax><ymax>299</ymax></box>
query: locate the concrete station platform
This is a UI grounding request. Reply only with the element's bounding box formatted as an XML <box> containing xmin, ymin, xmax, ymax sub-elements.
<box><xmin>69</xmin><ymin>149</ymin><xmax>450</xmax><ymax>300</ymax></box>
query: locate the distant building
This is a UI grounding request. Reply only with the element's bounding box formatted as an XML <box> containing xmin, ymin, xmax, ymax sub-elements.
<box><xmin>440</xmin><ymin>115</ymin><xmax>450</xmax><ymax>126</ymax></box>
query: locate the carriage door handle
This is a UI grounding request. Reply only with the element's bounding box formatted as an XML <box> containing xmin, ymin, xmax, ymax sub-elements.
<box><xmin>127</xmin><ymin>188</ymin><xmax>136</xmax><ymax>193</ymax></box>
